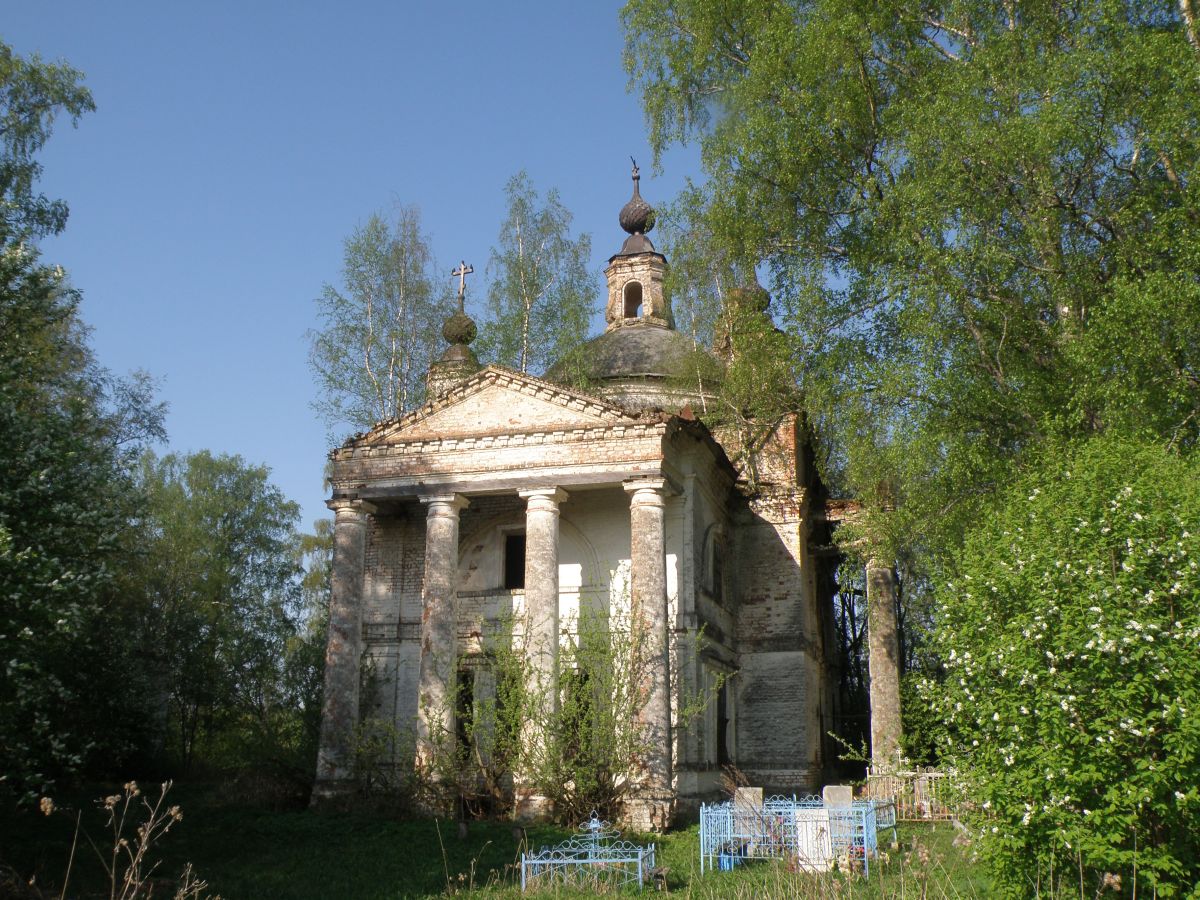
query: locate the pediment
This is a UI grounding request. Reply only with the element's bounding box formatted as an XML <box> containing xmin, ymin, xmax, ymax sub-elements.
<box><xmin>357</xmin><ymin>367</ymin><xmax>633</xmax><ymax>445</ymax></box>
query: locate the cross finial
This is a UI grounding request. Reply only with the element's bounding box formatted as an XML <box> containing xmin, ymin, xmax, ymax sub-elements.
<box><xmin>451</xmin><ymin>260</ymin><xmax>474</xmax><ymax>312</ymax></box>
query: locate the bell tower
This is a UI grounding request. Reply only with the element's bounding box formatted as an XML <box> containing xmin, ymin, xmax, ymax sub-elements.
<box><xmin>603</xmin><ymin>161</ymin><xmax>672</xmax><ymax>331</ymax></box>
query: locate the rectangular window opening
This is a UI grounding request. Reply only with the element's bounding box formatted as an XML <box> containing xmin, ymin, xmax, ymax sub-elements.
<box><xmin>717</xmin><ymin>680</ymin><xmax>732</xmax><ymax>766</ymax></box>
<box><xmin>504</xmin><ymin>533</ymin><xmax>526</xmax><ymax>590</ymax></box>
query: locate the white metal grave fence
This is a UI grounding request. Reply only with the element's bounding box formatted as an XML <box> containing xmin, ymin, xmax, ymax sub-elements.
<box><xmin>699</xmin><ymin>795</ymin><xmax>881</xmax><ymax>878</ymax></box>
<box><xmin>866</xmin><ymin>768</ymin><xmax>953</xmax><ymax>820</ymax></box>
<box><xmin>520</xmin><ymin>812</ymin><xmax>657</xmax><ymax>892</ymax></box>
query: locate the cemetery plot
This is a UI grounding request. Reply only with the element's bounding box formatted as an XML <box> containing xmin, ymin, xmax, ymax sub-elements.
<box><xmin>520</xmin><ymin>812</ymin><xmax>658</xmax><ymax>892</ymax></box>
<box><xmin>699</xmin><ymin>790</ymin><xmax>883</xmax><ymax>878</ymax></box>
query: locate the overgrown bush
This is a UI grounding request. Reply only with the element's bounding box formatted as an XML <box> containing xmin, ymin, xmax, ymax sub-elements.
<box><xmin>932</xmin><ymin>436</ymin><xmax>1200</xmax><ymax>896</ymax></box>
<box><xmin>408</xmin><ymin>607</ymin><xmax>715</xmax><ymax>826</ymax></box>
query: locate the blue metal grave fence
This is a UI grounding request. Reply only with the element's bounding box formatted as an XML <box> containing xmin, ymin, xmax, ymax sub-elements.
<box><xmin>699</xmin><ymin>795</ymin><xmax>881</xmax><ymax>877</ymax></box>
<box><xmin>520</xmin><ymin>812</ymin><xmax>657</xmax><ymax>892</ymax></box>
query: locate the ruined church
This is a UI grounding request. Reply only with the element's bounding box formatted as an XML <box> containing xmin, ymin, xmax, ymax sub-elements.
<box><xmin>312</xmin><ymin>169</ymin><xmax>885</xmax><ymax>830</ymax></box>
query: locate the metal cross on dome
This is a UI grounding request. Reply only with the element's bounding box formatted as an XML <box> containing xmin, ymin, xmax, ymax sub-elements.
<box><xmin>451</xmin><ymin>260</ymin><xmax>474</xmax><ymax>312</ymax></box>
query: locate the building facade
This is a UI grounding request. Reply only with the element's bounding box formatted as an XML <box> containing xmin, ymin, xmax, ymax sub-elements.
<box><xmin>311</xmin><ymin>170</ymin><xmax>845</xmax><ymax>829</ymax></box>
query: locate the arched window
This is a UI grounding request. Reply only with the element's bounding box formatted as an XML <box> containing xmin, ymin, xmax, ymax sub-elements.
<box><xmin>623</xmin><ymin>281</ymin><xmax>643</xmax><ymax>319</ymax></box>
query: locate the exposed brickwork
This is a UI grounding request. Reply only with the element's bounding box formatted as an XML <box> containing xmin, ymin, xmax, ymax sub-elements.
<box><xmin>728</xmin><ymin>417</ymin><xmax>827</xmax><ymax>792</ymax></box>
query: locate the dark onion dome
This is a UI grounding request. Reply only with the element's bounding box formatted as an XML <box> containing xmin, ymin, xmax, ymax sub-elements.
<box><xmin>618</xmin><ymin>160</ymin><xmax>656</xmax><ymax>236</ymax></box>
<box><xmin>442</xmin><ymin>311</ymin><xmax>477</xmax><ymax>346</ymax></box>
<box><xmin>727</xmin><ymin>283</ymin><xmax>771</xmax><ymax>313</ymax></box>
<box><xmin>548</xmin><ymin>321</ymin><xmax>697</xmax><ymax>382</ymax></box>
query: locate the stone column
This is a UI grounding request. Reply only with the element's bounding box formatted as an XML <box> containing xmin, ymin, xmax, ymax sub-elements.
<box><xmin>624</xmin><ymin>477</ymin><xmax>674</xmax><ymax>831</ymax></box>
<box><xmin>415</xmin><ymin>494</ymin><xmax>468</xmax><ymax>781</ymax></box>
<box><xmin>867</xmin><ymin>557</ymin><xmax>903</xmax><ymax>772</ymax></box>
<box><xmin>519</xmin><ymin>488</ymin><xmax>567</xmax><ymax>704</ymax></box>
<box><xmin>312</xmin><ymin>498</ymin><xmax>375</xmax><ymax>806</ymax></box>
<box><xmin>515</xmin><ymin>487</ymin><xmax>567</xmax><ymax>820</ymax></box>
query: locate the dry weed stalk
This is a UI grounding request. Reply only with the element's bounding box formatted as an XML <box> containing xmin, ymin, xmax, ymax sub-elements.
<box><xmin>41</xmin><ymin>781</ymin><xmax>217</xmax><ymax>900</ymax></box>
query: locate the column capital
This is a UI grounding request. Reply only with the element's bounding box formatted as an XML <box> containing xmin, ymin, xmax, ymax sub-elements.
<box><xmin>326</xmin><ymin>497</ymin><xmax>377</xmax><ymax>518</ymax></box>
<box><xmin>518</xmin><ymin>486</ymin><xmax>568</xmax><ymax>506</ymax></box>
<box><xmin>624</xmin><ymin>476</ymin><xmax>668</xmax><ymax>507</ymax></box>
<box><xmin>420</xmin><ymin>493</ymin><xmax>469</xmax><ymax>515</ymax></box>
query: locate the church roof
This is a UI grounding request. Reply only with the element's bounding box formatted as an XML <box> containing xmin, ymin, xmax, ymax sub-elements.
<box><xmin>558</xmin><ymin>322</ymin><xmax>698</xmax><ymax>382</ymax></box>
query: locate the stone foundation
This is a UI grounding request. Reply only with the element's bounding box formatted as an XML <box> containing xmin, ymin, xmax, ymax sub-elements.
<box><xmin>622</xmin><ymin>790</ymin><xmax>675</xmax><ymax>833</ymax></box>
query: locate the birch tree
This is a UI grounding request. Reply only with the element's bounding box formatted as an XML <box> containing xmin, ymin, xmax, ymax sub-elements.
<box><xmin>624</xmin><ymin>2</ymin><xmax>1200</xmax><ymax>889</ymax></box>
<box><xmin>624</xmin><ymin>0</ymin><xmax>1200</xmax><ymax>549</ymax></box>
<box><xmin>479</xmin><ymin>172</ymin><xmax>593</xmax><ymax>375</ymax></box>
<box><xmin>308</xmin><ymin>206</ymin><xmax>451</xmax><ymax>437</ymax></box>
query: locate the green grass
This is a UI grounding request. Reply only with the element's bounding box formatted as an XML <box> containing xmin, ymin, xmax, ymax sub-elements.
<box><xmin>1</xmin><ymin>783</ymin><xmax>990</xmax><ymax>898</ymax></box>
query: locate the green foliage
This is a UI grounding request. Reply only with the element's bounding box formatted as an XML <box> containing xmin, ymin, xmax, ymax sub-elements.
<box><xmin>420</xmin><ymin>609</ymin><xmax>655</xmax><ymax>824</ymax></box>
<box><xmin>285</xmin><ymin>519</ymin><xmax>334</xmax><ymax>770</ymax></box>
<box><xmin>524</xmin><ymin>610</ymin><xmax>657</xmax><ymax>824</ymax></box>
<box><xmin>0</xmin><ymin>39</ymin><xmax>323</xmax><ymax>806</ymax></box>
<box><xmin>0</xmin><ymin>246</ymin><xmax>149</xmax><ymax>799</ymax></box>
<box><xmin>655</xmin><ymin>184</ymin><xmax>731</xmax><ymax>351</ymax></box>
<box><xmin>0</xmin><ymin>43</ymin><xmax>168</xmax><ymax>800</ymax></box>
<box><xmin>0</xmin><ymin>41</ymin><xmax>93</xmax><ymax>241</ymax></box>
<box><xmin>478</xmin><ymin>171</ymin><xmax>593</xmax><ymax>375</ymax></box>
<box><xmin>308</xmin><ymin>207</ymin><xmax>452</xmax><ymax>437</ymax></box>
<box><xmin>132</xmin><ymin>451</ymin><xmax>308</xmax><ymax>777</ymax></box>
<box><xmin>415</xmin><ymin>609</ymin><xmax>715</xmax><ymax>826</ymax></box>
<box><xmin>626</xmin><ymin>10</ymin><xmax>1200</xmax><ymax>892</ymax></box>
<box><xmin>933</xmin><ymin>436</ymin><xmax>1200</xmax><ymax>896</ymax></box>
<box><xmin>709</xmin><ymin>292</ymin><xmax>799</xmax><ymax>488</ymax></box>
<box><xmin>623</xmin><ymin>0</ymin><xmax>1200</xmax><ymax>548</ymax></box>
<box><xmin>898</xmin><ymin>674</ymin><xmax>946</xmax><ymax>768</ymax></box>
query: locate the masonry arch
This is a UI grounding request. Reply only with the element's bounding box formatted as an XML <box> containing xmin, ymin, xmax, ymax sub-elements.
<box><xmin>622</xmin><ymin>280</ymin><xmax>644</xmax><ymax>319</ymax></box>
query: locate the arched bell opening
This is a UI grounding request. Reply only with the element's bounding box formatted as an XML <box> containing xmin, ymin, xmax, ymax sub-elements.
<box><xmin>623</xmin><ymin>281</ymin><xmax>644</xmax><ymax>319</ymax></box>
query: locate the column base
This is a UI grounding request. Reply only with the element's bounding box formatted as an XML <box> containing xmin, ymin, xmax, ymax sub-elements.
<box><xmin>413</xmin><ymin>792</ymin><xmax>455</xmax><ymax>818</ymax></box>
<box><xmin>514</xmin><ymin>790</ymin><xmax>554</xmax><ymax>823</ymax></box>
<box><xmin>309</xmin><ymin>778</ymin><xmax>357</xmax><ymax>810</ymax></box>
<box><xmin>411</xmin><ymin>766</ymin><xmax>456</xmax><ymax>818</ymax></box>
<box><xmin>621</xmin><ymin>790</ymin><xmax>675</xmax><ymax>833</ymax></box>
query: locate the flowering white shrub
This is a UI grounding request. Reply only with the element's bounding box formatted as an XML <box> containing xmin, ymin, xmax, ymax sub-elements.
<box><xmin>932</xmin><ymin>437</ymin><xmax>1200</xmax><ymax>897</ymax></box>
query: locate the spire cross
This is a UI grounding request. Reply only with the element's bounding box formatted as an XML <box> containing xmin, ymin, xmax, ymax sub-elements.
<box><xmin>451</xmin><ymin>261</ymin><xmax>474</xmax><ymax>312</ymax></box>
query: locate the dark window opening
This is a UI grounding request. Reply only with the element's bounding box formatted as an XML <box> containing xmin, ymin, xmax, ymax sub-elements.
<box><xmin>623</xmin><ymin>281</ymin><xmax>643</xmax><ymax>318</ymax></box>
<box><xmin>717</xmin><ymin>680</ymin><xmax>732</xmax><ymax>766</ymax></box>
<box><xmin>712</xmin><ymin>542</ymin><xmax>725</xmax><ymax>604</ymax></box>
<box><xmin>561</xmin><ymin>665</ymin><xmax>593</xmax><ymax>763</ymax></box>
<box><xmin>455</xmin><ymin>665</ymin><xmax>475</xmax><ymax>752</ymax></box>
<box><xmin>504</xmin><ymin>533</ymin><xmax>526</xmax><ymax>589</ymax></box>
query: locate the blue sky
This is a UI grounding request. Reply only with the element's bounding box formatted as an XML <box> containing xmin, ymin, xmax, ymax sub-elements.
<box><xmin>6</xmin><ymin>1</ymin><xmax>702</xmax><ymax>530</ymax></box>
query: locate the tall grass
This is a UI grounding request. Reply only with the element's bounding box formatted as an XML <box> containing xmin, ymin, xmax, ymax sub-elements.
<box><xmin>2</xmin><ymin>782</ymin><xmax>1012</xmax><ymax>898</ymax></box>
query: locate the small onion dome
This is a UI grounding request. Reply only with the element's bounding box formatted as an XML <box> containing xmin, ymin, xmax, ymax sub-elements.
<box><xmin>728</xmin><ymin>283</ymin><xmax>771</xmax><ymax>313</ymax></box>
<box><xmin>619</xmin><ymin>162</ymin><xmax>656</xmax><ymax>235</ymax></box>
<box><xmin>442</xmin><ymin>311</ymin><xmax>477</xmax><ymax>346</ymax></box>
